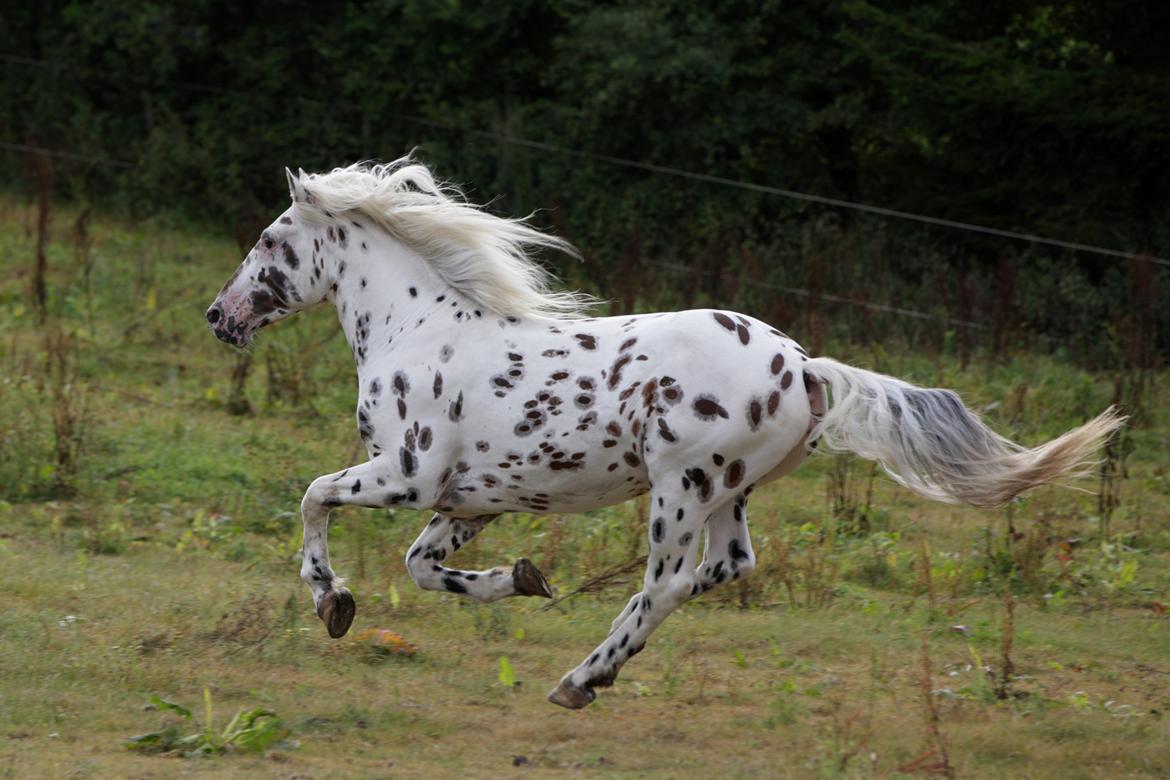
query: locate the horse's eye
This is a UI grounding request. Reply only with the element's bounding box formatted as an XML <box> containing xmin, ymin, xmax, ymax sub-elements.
<box><xmin>263</xmin><ymin>238</ymin><xmax>275</xmax><ymax>250</ymax></box>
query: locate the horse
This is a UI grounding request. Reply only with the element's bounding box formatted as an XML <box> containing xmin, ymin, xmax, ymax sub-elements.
<box><xmin>205</xmin><ymin>156</ymin><xmax>1123</xmax><ymax>709</ymax></box>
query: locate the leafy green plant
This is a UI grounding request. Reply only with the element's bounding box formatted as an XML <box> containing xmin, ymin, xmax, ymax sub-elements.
<box><xmin>82</xmin><ymin>520</ymin><xmax>129</xmax><ymax>556</ymax></box>
<box><xmin>127</xmin><ymin>689</ymin><xmax>290</xmax><ymax>757</ymax></box>
<box><xmin>763</xmin><ymin>677</ymin><xmax>801</xmax><ymax>728</ymax></box>
<box><xmin>498</xmin><ymin>656</ymin><xmax>517</xmax><ymax>687</ymax></box>
<box><xmin>174</xmin><ymin>510</ymin><xmax>239</xmax><ymax>553</ymax></box>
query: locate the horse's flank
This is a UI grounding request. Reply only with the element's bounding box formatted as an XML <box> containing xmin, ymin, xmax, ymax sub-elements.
<box><xmin>292</xmin><ymin>156</ymin><xmax>596</xmax><ymax>320</ymax></box>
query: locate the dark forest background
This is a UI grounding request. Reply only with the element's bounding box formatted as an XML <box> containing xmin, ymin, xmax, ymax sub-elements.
<box><xmin>3</xmin><ymin>0</ymin><xmax>1168</xmax><ymax>364</ymax></box>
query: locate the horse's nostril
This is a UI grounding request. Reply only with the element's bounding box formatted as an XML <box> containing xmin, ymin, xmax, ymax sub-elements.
<box><xmin>206</xmin><ymin>307</ymin><xmax>221</xmax><ymax>324</ymax></box>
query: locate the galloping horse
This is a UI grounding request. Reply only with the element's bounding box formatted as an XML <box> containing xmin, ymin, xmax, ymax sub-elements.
<box><xmin>206</xmin><ymin>157</ymin><xmax>1122</xmax><ymax>709</ymax></box>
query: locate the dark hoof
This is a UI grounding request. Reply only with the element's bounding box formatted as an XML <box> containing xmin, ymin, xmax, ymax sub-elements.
<box><xmin>547</xmin><ymin>677</ymin><xmax>595</xmax><ymax>710</ymax></box>
<box><xmin>317</xmin><ymin>588</ymin><xmax>356</xmax><ymax>639</ymax></box>
<box><xmin>513</xmin><ymin>558</ymin><xmax>553</xmax><ymax>598</ymax></box>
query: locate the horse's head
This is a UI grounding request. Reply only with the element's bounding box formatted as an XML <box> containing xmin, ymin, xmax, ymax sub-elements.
<box><xmin>206</xmin><ymin>169</ymin><xmax>326</xmax><ymax>347</ymax></box>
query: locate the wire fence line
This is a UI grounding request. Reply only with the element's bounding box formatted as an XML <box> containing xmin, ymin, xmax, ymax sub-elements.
<box><xmin>0</xmin><ymin>141</ymin><xmax>137</xmax><ymax>170</ymax></box>
<box><xmin>644</xmin><ymin>259</ymin><xmax>990</xmax><ymax>331</ymax></box>
<box><xmin>3</xmin><ymin>52</ymin><xmax>1167</xmax><ymax>267</ymax></box>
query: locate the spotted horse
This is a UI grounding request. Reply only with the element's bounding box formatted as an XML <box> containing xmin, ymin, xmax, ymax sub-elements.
<box><xmin>206</xmin><ymin>157</ymin><xmax>1123</xmax><ymax>710</ymax></box>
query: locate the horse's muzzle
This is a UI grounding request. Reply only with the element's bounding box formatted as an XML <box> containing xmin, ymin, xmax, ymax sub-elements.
<box><xmin>206</xmin><ymin>304</ymin><xmax>249</xmax><ymax>347</ymax></box>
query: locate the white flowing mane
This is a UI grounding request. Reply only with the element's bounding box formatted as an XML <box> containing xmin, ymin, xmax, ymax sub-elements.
<box><xmin>293</xmin><ymin>156</ymin><xmax>594</xmax><ymax>319</ymax></box>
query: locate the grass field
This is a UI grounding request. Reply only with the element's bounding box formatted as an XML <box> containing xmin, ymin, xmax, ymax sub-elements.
<box><xmin>1</xmin><ymin>198</ymin><xmax>1168</xmax><ymax>778</ymax></box>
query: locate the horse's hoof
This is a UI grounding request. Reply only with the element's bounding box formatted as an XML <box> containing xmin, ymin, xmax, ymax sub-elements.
<box><xmin>317</xmin><ymin>588</ymin><xmax>356</xmax><ymax>638</ymax></box>
<box><xmin>547</xmin><ymin>677</ymin><xmax>595</xmax><ymax>710</ymax></box>
<box><xmin>513</xmin><ymin>558</ymin><xmax>553</xmax><ymax>598</ymax></box>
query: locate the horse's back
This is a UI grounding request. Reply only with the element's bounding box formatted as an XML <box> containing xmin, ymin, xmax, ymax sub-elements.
<box><xmin>582</xmin><ymin>308</ymin><xmax>816</xmax><ymax>480</ymax></box>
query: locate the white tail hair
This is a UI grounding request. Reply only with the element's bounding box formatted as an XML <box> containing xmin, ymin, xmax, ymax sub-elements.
<box><xmin>805</xmin><ymin>357</ymin><xmax>1125</xmax><ymax>509</ymax></box>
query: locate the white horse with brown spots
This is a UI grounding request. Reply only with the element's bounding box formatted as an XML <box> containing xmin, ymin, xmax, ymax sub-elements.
<box><xmin>206</xmin><ymin>157</ymin><xmax>1123</xmax><ymax>709</ymax></box>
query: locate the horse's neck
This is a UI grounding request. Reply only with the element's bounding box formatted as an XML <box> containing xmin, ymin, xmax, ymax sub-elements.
<box><xmin>326</xmin><ymin>231</ymin><xmax>467</xmax><ymax>377</ymax></box>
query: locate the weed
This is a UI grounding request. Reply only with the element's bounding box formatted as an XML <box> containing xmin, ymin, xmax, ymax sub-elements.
<box><xmin>468</xmin><ymin>602</ymin><xmax>511</xmax><ymax>641</ymax></box>
<box><xmin>995</xmin><ymin>591</ymin><xmax>1016</xmax><ymax>701</ymax></box>
<box><xmin>175</xmin><ymin>509</ymin><xmax>240</xmax><ymax>553</ymax></box>
<box><xmin>127</xmin><ymin>690</ymin><xmax>290</xmax><ymax>757</ymax></box>
<box><xmin>81</xmin><ymin>520</ymin><xmax>129</xmax><ymax>556</ymax></box>
<box><xmin>852</xmin><ymin>530</ymin><xmax>901</xmax><ymax>590</ymax></box>
<box><xmin>773</xmin><ymin>522</ymin><xmax>841</xmax><ymax>608</ymax></box>
<box><xmin>917</xmin><ymin>538</ymin><xmax>939</xmax><ymax>620</ymax></box>
<box><xmin>906</xmin><ymin>631</ymin><xmax>955</xmax><ymax>778</ymax></box>
<box><xmin>498</xmin><ymin>656</ymin><xmax>517</xmax><ymax>687</ymax></box>
<box><xmin>827</xmin><ymin>456</ymin><xmax>879</xmax><ymax>535</ymax></box>
<box><xmin>763</xmin><ymin>677</ymin><xmax>801</xmax><ymax>728</ymax></box>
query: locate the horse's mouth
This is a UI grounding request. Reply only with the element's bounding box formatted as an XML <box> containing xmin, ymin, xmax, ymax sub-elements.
<box><xmin>210</xmin><ymin>316</ymin><xmax>253</xmax><ymax>348</ymax></box>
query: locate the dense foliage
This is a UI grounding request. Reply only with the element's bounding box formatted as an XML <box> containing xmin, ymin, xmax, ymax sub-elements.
<box><xmin>2</xmin><ymin>1</ymin><xmax>1168</xmax><ymax>359</ymax></box>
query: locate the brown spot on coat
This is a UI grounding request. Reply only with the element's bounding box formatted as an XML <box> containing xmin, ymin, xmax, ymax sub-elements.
<box><xmin>747</xmin><ymin>399</ymin><xmax>763</xmax><ymax>430</ymax></box>
<box><xmin>724</xmin><ymin>459</ymin><xmax>745</xmax><ymax>488</ymax></box>
<box><xmin>574</xmin><ymin>333</ymin><xmax>597</xmax><ymax>350</ymax></box>
<box><xmin>693</xmin><ymin>396</ymin><xmax>729</xmax><ymax>420</ymax></box>
<box><xmin>607</xmin><ymin>354</ymin><xmax>632</xmax><ymax>391</ymax></box>
<box><xmin>400</xmin><ymin>447</ymin><xmax>417</xmax><ymax>477</ymax></box>
<box><xmin>641</xmin><ymin>378</ymin><xmax>658</xmax><ymax>409</ymax></box>
<box><xmin>713</xmin><ymin>312</ymin><xmax>735</xmax><ymax>331</ymax></box>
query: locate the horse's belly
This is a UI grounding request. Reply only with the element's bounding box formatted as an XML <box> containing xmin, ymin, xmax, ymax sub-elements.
<box><xmin>436</xmin><ymin>458</ymin><xmax>649</xmax><ymax>517</ymax></box>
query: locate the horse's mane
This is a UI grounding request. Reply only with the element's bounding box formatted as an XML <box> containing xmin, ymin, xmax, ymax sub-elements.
<box><xmin>293</xmin><ymin>156</ymin><xmax>594</xmax><ymax>319</ymax></box>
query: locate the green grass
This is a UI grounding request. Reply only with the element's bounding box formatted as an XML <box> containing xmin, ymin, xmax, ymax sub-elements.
<box><xmin>1</xmin><ymin>197</ymin><xmax>1168</xmax><ymax>778</ymax></box>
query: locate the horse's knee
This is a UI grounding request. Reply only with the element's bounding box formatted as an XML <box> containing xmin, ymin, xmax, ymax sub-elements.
<box><xmin>301</xmin><ymin>475</ymin><xmax>336</xmax><ymax>518</ymax></box>
<box><xmin>405</xmin><ymin>547</ymin><xmax>454</xmax><ymax>592</ymax></box>
<box><xmin>404</xmin><ymin>542</ymin><xmax>431</xmax><ymax>581</ymax></box>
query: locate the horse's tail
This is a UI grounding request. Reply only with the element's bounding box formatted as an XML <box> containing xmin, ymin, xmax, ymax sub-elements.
<box><xmin>803</xmin><ymin>357</ymin><xmax>1125</xmax><ymax>509</ymax></box>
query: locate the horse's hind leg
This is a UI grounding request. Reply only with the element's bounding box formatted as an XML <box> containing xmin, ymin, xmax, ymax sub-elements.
<box><xmin>604</xmin><ymin>493</ymin><xmax>755</xmax><ymax>633</ymax></box>
<box><xmin>548</xmin><ymin>483</ymin><xmax>711</xmax><ymax>709</ymax></box>
<box><xmin>602</xmin><ymin>494</ymin><xmax>755</xmax><ymax>632</ymax></box>
<box><xmin>692</xmin><ymin>494</ymin><xmax>756</xmax><ymax>597</ymax></box>
<box><xmin>405</xmin><ymin>513</ymin><xmax>553</xmax><ymax>601</ymax></box>
<box><xmin>608</xmin><ymin>593</ymin><xmax>642</xmax><ymax>635</ymax></box>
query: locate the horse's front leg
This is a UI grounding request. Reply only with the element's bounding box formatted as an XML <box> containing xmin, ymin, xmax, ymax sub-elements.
<box><xmin>300</xmin><ymin>460</ymin><xmax>418</xmax><ymax>638</ymax></box>
<box><xmin>404</xmin><ymin>513</ymin><xmax>553</xmax><ymax>602</ymax></box>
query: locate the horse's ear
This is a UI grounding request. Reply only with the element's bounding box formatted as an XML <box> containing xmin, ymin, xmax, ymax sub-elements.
<box><xmin>285</xmin><ymin>167</ymin><xmax>301</xmax><ymax>202</ymax></box>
